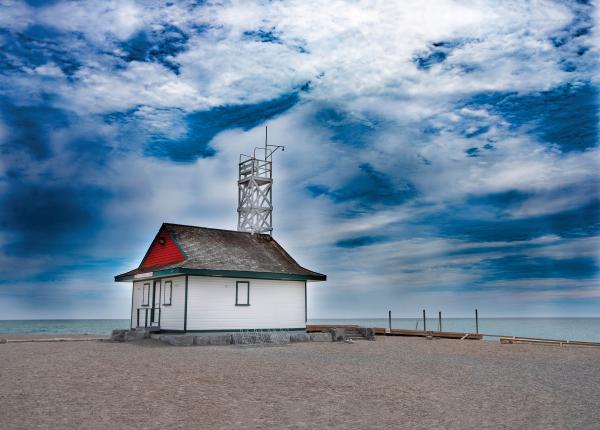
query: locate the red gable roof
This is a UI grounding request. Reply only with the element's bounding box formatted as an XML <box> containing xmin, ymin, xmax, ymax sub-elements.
<box><xmin>115</xmin><ymin>223</ymin><xmax>326</xmax><ymax>282</ymax></box>
<box><xmin>140</xmin><ymin>226</ymin><xmax>185</xmax><ymax>269</ymax></box>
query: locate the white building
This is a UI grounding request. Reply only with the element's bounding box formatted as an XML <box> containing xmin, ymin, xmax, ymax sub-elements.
<box><xmin>115</xmin><ymin>223</ymin><xmax>326</xmax><ymax>332</ymax></box>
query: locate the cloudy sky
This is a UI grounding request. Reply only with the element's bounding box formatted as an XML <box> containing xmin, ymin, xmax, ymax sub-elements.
<box><xmin>0</xmin><ymin>0</ymin><xmax>598</xmax><ymax>320</ymax></box>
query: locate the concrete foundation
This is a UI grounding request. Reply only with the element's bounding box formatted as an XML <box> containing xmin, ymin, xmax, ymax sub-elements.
<box><xmin>162</xmin><ymin>335</ymin><xmax>194</xmax><ymax>346</ymax></box>
<box><xmin>111</xmin><ymin>328</ymin><xmax>150</xmax><ymax>342</ymax></box>
<box><xmin>194</xmin><ymin>334</ymin><xmax>232</xmax><ymax>346</ymax></box>
<box><xmin>330</xmin><ymin>328</ymin><xmax>346</xmax><ymax>342</ymax></box>
<box><xmin>309</xmin><ymin>332</ymin><xmax>333</xmax><ymax>342</ymax></box>
<box><xmin>358</xmin><ymin>327</ymin><xmax>376</xmax><ymax>341</ymax></box>
<box><xmin>115</xmin><ymin>328</ymin><xmax>350</xmax><ymax>345</ymax></box>
<box><xmin>156</xmin><ymin>330</ymin><xmax>334</xmax><ymax>347</ymax></box>
<box><xmin>289</xmin><ymin>333</ymin><xmax>311</xmax><ymax>343</ymax></box>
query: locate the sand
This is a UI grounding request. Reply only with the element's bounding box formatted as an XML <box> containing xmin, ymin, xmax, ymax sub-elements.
<box><xmin>1</xmin><ymin>336</ymin><xmax>599</xmax><ymax>429</ymax></box>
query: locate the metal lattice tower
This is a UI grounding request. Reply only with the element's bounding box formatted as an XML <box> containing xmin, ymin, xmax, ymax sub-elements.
<box><xmin>237</xmin><ymin>128</ymin><xmax>284</xmax><ymax>235</ymax></box>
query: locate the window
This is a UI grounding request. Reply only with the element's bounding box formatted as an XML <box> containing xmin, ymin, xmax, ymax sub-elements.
<box><xmin>153</xmin><ymin>280</ymin><xmax>161</xmax><ymax>307</ymax></box>
<box><xmin>142</xmin><ymin>283</ymin><xmax>150</xmax><ymax>306</ymax></box>
<box><xmin>163</xmin><ymin>281</ymin><xmax>172</xmax><ymax>305</ymax></box>
<box><xmin>236</xmin><ymin>281</ymin><xmax>250</xmax><ymax>306</ymax></box>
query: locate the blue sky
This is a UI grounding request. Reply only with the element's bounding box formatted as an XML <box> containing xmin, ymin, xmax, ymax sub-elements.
<box><xmin>0</xmin><ymin>0</ymin><xmax>598</xmax><ymax>319</ymax></box>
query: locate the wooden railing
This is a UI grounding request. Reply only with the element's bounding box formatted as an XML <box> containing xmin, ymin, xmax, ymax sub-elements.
<box><xmin>136</xmin><ymin>307</ymin><xmax>160</xmax><ymax>328</ymax></box>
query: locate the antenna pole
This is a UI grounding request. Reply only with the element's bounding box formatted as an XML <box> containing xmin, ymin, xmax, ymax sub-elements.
<box><xmin>265</xmin><ymin>126</ymin><xmax>268</xmax><ymax>161</ymax></box>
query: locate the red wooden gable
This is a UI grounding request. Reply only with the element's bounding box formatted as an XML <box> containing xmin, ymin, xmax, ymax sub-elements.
<box><xmin>140</xmin><ymin>227</ymin><xmax>185</xmax><ymax>269</ymax></box>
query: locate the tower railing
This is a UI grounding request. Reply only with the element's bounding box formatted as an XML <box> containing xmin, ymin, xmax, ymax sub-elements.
<box><xmin>238</xmin><ymin>157</ymin><xmax>272</xmax><ymax>180</ymax></box>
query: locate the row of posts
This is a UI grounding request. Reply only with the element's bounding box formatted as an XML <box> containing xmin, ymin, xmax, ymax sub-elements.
<box><xmin>388</xmin><ymin>309</ymin><xmax>479</xmax><ymax>334</ymax></box>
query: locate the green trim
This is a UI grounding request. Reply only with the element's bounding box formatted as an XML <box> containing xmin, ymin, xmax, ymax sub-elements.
<box><xmin>169</xmin><ymin>229</ymin><xmax>188</xmax><ymax>259</ymax></box>
<box><xmin>151</xmin><ymin>280</ymin><xmax>161</xmax><ymax>327</ymax></box>
<box><xmin>235</xmin><ymin>281</ymin><xmax>250</xmax><ymax>306</ymax></box>
<box><xmin>163</xmin><ymin>280</ymin><xmax>173</xmax><ymax>305</ymax></box>
<box><xmin>304</xmin><ymin>280</ymin><xmax>307</xmax><ymax>323</ymax></box>
<box><xmin>142</xmin><ymin>283</ymin><xmax>150</xmax><ymax>306</ymax></box>
<box><xmin>184</xmin><ymin>275</ymin><xmax>188</xmax><ymax>332</ymax></box>
<box><xmin>130</xmin><ymin>284</ymin><xmax>134</xmax><ymax>330</ymax></box>
<box><xmin>115</xmin><ymin>267</ymin><xmax>326</xmax><ymax>282</ymax></box>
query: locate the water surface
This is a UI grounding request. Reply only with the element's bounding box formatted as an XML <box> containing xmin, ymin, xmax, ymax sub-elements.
<box><xmin>0</xmin><ymin>319</ymin><xmax>130</xmax><ymax>335</ymax></box>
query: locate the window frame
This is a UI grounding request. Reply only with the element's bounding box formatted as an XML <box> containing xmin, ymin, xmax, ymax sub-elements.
<box><xmin>142</xmin><ymin>283</ymin><xmax>150</xmax><ymax>307</ymax></box>
<box><xmin>163</xmin><ymin>281</ymin><xmax>172</xmax><ymax>306</ymax></box>
<box><xmin>235</xmin><ymin>281</ymin><xmax>250</xmax><ymax>306</ymax></box>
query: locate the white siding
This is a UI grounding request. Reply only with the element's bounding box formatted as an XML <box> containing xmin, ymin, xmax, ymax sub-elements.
<box><xmin>131</xmin><ymin>276</ymin><xmax>306</xmax><ymax>331</ymax></box>
<box><xmin>158</xmin><ymin>277</ymin><xmax>185</xmax><ymax>330</ymax></box>
<box><xmin>131</xmin><ymin>280</ymin><xmax>151</xmax><ymax>327</ymax></box>
<box><xmin>187</xmin><ymin>276</ymin><xmax>306</xmax><ymax>330</ymax></box>
<box><xmin>131</xmin><ymin>277</ymin><xmax>185</xmax><ymax>329</ymax></box>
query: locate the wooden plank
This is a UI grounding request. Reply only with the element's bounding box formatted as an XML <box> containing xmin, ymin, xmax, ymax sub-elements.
<box><xmin>308</xmin><ymin>324</ymin><xmax>598</xmax><ymax>345</ymax></box>
<box><xmin>305</xmin><ymin>324</ymin><xmax>359</xmax><ymax>332</ymax></box>
<box><xmin>384</xmin><ymin>329</ymin><xmax>482</xmax><ymax>340</ymax></box>
<box><xmin>375</xmin><ymin>328</ymin><xmax>481</xmax><ymax>339</ymax></box>
<box><xmin>307</xmin><ymin>325</ymin><xmax>482</xmax><ymax>340</ymax></box>
<box><xmin>500</xmin><ymin>337</ymin><xmax>600</xmax><ymax>348</ymax></box>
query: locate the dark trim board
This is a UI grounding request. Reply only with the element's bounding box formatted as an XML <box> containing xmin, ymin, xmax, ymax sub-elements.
<box><xmin>115</xmin><ymin>268</ymin><xmax>326</xmax><ymax>282</ymax></box>
<box><xmin>163</xmin><ymin>280</ymin><xmax>173</xmax><ymax>305</ymax></box>
<box><xmin>235</xmin><ymin>281</ymin><xmax>250</xmax><ymax>306</ymax></box>
<box><xmin>304</xmin><ymin>280</ymin><xmax>307</xmax><ymax>323</ymax></box>
<box><xmin>130</xmin><ymin>284</ymin><xmax>134</xmax><ymax>330</ymax></box>
<box><xmin>183</xmin><ymin>275</ymin><xmax>189</xmax><ymax>332</ymax></box>
<box><xmin>151</xmin><ymin>279</ymin><xmax>161</xmax><ymax>328</ymax></box>
<box><xmin>142</xmin><ymin>283</ymin><xmax>151</xmax><ymax>306</ymax></box>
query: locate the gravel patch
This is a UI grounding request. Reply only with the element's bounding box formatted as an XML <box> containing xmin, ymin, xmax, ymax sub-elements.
<box><xmin>1</xmin><ymin>336</ymin><xmax>599</xmax><ymax>429</ymax></box>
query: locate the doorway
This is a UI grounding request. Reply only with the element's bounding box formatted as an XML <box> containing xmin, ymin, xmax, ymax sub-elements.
<box><xmin>150</xmin><ymin>280</ymin><xmax>161</xmax><ymax>327</ymax></box>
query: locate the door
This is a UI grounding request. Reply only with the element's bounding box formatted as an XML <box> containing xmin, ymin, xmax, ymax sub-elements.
<box><xmin>136</xmin><ymin>283</ymin><xmax>151</xmax><ymax>328</ymax></box>
<box><xmin>150</xmin><ymin>280</ymin><xmax>161</xmax><ymax>327</ymax></box>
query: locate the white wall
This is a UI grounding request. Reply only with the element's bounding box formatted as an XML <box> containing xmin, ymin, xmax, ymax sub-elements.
<box><xmin>131</xmin><ymin>277</ymin><xmax>185</xmax><ymax>330</ymax></box>
<box><xmin>187</xmin><ymin>276</ymin><xmax>306</xmax><ymax>330</ymax></box>
<box><xmin>131</xmin><ymin>280</ymin><xmax>147</xmax><ymax>327</ymax></box>
<box><xmin>157</xmin><ymin>277</ymin><xmax>186</xmax><ymax>330</ymax></box>
<box><xmin>131</xmin><ymin>276</ymin><xmax>306</xmax><ymax>331</ymax></box>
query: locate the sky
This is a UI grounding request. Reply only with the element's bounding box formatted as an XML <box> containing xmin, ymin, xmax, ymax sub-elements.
<box><xmin>0</xmin><ymin>0</ymin><xmax>598</xmax><ymax>319</ymax></box>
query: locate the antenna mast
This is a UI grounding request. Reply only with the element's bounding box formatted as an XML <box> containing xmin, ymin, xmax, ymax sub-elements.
<box><xmin>237</xmin><ymin>126</ymin><xmax>284</xmax><ymax>235</ymax></box>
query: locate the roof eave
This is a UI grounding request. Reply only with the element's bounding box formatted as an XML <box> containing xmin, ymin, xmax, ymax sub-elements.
<box><xmin>114</xmin><ymin>267</ymin><xmax>326</xmax><ymax>282</ymax></box>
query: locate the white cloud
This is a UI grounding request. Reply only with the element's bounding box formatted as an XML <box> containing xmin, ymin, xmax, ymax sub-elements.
<box><xmin>38</xmin><ymin>1</ymin><xmax>144</xmax><ymax>42</ymax></box>
<box><xmin>6</xmin><ymin>0</ymin><xmax>574</xmax><ymax>115</ymax></box>
<box><xmin>32</xmin><ymin>63</ymin><xmax>65</xmax><ymax>78</ymax></box>
<box><xmin>0</xmin><ymin>0</ymin><xmax>33</xmax><ymax>31</ymax></box>
<box><xmin>175</xmin><ymin>0</ymin><xmax>572</xmax><ymax>105</ymax></box>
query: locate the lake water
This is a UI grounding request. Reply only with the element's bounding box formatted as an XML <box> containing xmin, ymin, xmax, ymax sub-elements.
<box><xmin>0</xmin><ymin>319</ymin><xmax>130</xmax><ymax>335</ymax></box>
<box><xmin>0</xmin><ymin>318</ymin><xmax>599</xmax><ymax>342</ymax></box>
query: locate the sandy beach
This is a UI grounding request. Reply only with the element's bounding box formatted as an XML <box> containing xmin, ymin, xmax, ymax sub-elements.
<box><xmin>1</xmin><ymin>335</ymin><xmax>599</xmax><ymax>429</ymax></box>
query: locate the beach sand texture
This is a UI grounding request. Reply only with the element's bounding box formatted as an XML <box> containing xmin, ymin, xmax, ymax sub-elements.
<box><xmin>1</xmin><ymin>336</ymin><xmax>599</xmax><ymax>429</ymax></box>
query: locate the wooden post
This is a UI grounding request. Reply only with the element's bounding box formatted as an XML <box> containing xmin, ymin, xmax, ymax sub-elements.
<box><xmin>388</xmin><ymin>310</ymin><xmax>392</xmax><ymax>332</ymax></box>
<box><xmin>184</xmin><ymin>275</ymin><xmax>189</xmax><ymax>332</ymax></box>
<box><xmin>475</xmin><ymin>308</ymin><xmax>479</xmax><ymax>334</ymax></box>
<box><xmin>438</xmin><ymin>311</ymin><xmax>442</xmax><ymax>332</ymax></box>
<box><xmin>422</xmin><ymin>309</ymin><xmax>426</xmax><ymax>332</ymax></box>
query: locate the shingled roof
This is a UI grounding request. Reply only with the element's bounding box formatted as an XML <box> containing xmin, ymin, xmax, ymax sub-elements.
<box><xmin>115</xmin><ymin>223</ymin><xmax>326</xmax><ymax>282</ymax></box>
